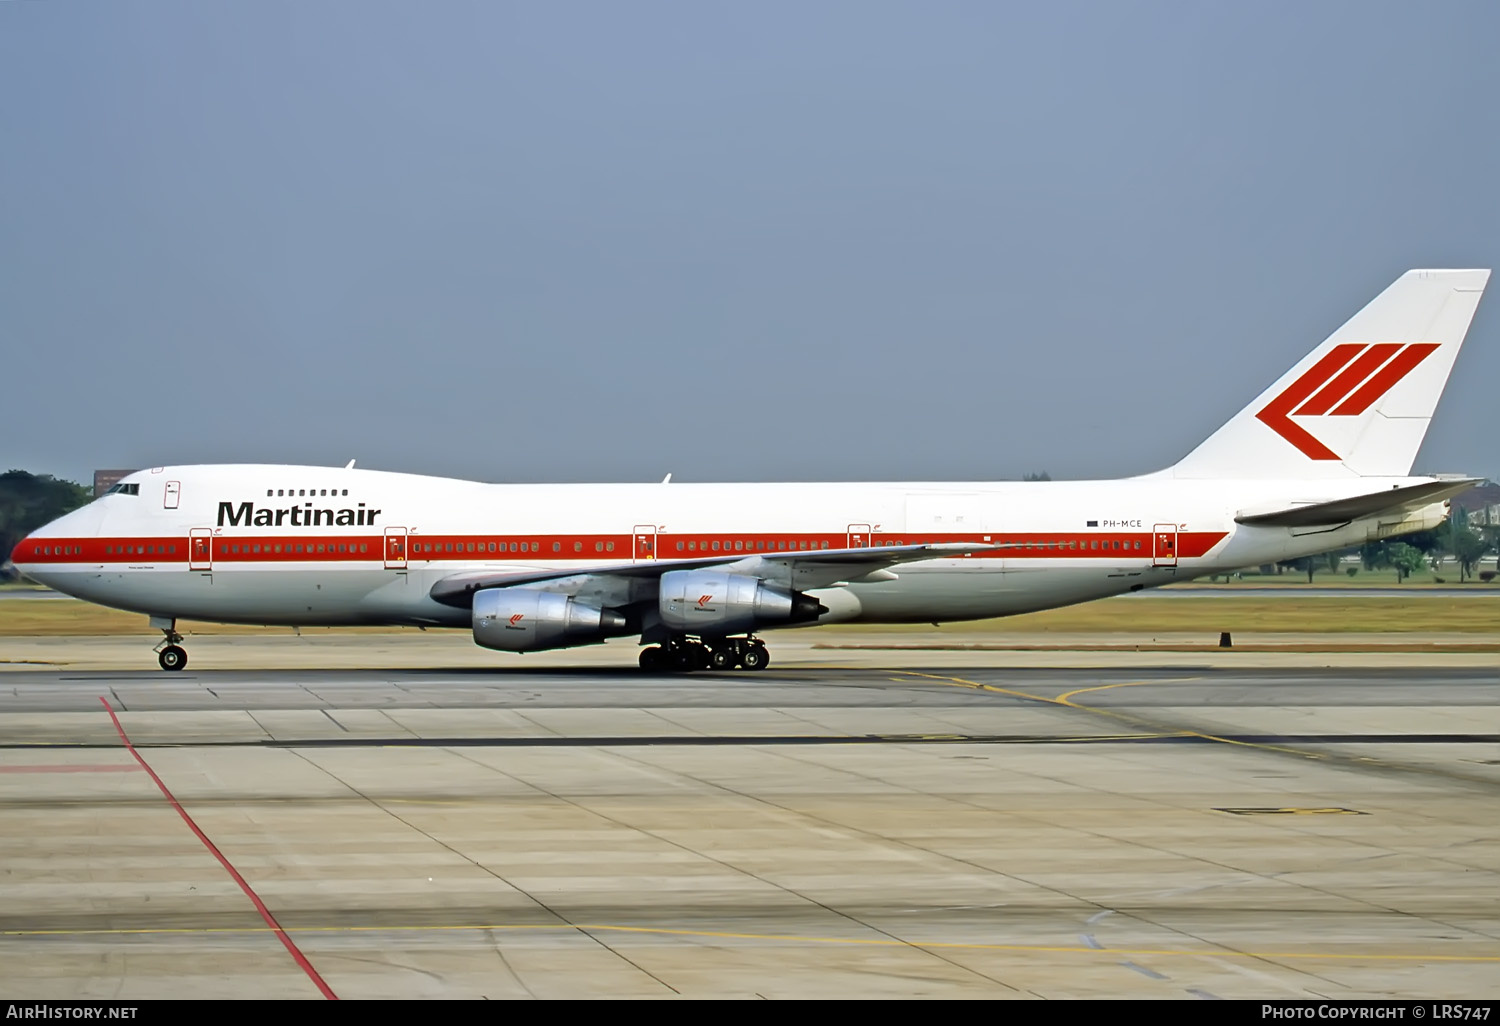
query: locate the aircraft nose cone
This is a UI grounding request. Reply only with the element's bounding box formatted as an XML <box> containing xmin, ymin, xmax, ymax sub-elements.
<box><xmin>8</xmin><ymin>534</ymin><xmax>45</xmax><ymax>583</ymax></box>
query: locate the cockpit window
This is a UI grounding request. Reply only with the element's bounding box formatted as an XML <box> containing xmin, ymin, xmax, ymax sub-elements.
<box><xmin>105</xmin><ymin>483</ymin><xmax>140</xmax><ymax>496</ymax></box>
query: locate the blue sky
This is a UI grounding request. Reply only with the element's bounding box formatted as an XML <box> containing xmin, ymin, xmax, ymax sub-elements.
<box><xmin>3</xmin><ymin>1</ymin><xmax>1497</xmax><ymax>485</ymax></box>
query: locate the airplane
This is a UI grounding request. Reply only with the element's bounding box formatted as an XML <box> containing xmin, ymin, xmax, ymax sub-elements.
<box><xmin>11</xmin><ymin>268</ymin><xmax>1490</xmax><ymax>673</ymax></box>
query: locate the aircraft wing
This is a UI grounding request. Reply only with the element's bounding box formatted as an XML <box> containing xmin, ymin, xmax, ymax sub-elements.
<box><xmin>429</xmin><ymin>541</ymin><xmax>1003</xmax><ymax>608</ymax></box>
<box><xmin>1233</xmin><ymin>478</ymin><xmax>1480</xmax><ymax>528</ymax></box>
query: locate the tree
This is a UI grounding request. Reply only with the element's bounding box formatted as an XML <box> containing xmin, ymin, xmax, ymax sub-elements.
<box><xmin>1387</xmin><ymin>541</ymin><xmax>1427</xmax><ymax>583</ymax></box>
<box><xmin>1437</xmin><ymin>508</ymin><xmax>1494</xmax><ymax>581</ymax></box>
<box><xmin>1398</xmin><ymin>526</ymin><xmax>1446</xmax><ymax>574</ymax></box>
<box><xmin>1451</xmin><ymin>525</ymin><xmax>1491</xmax><ymax>582</ymax></box>
<box><xmin>0</xmin><ymin>471</ymin><xmax>92</xmax><ymax>578</ymax></box>
<box><xmin>1402</xmin><ymin>527</ymin><xmax>1445</xmax><ymax>555</ymax></box>
<box><xmin>1277</xmin><ymin>556</ymin><xmax>1317</xmax><ymax>583</ymax></box>
<box><xmin>1360</xmin><ymin>541</ymin><xmax>1389</xmax><ymax>571</ymax></box>
<box><xmin>1481</xmin><ymin>524</ymin><xmax>1500</xmax><ymax>571</ymax></box>
<box><xmin>1022</xmin><ymin>471</ymin><xmax>1051</xmax><ymax>482</ymax></box>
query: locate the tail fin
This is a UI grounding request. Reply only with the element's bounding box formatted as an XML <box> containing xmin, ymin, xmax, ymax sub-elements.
<box><xmin>1169</xmin><ymin>269</ymin><xmax>1489</xmax><ymax>479</ymax></box>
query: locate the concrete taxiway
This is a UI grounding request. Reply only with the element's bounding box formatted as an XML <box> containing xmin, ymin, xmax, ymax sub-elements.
<box><xmin>0</xmin><ymin>635</ymin><xmax>1497</xmax><ymax>999</ymax></box>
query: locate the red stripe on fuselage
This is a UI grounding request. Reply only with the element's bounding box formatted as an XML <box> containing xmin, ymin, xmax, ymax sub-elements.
<box><xmin>14</xmin><ymin>530</ymin><xmax>1230</xmax><ymax>565</ymax></box>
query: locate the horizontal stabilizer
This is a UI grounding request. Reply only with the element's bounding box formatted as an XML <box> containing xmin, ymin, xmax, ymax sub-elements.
<box><xmin>1234</xmin><ymin>478</ymin><xmax>1480</xmax><ymax>527</ymax></box>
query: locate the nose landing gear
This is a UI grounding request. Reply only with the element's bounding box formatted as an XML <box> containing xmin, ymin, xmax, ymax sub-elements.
<box><xmin>152</xmin><ymin>620</ymin><xmax>188</xmax><ymax>672</ymax></box>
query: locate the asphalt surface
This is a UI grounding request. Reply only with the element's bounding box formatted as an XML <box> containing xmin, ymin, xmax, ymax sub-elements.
<box><xmin>2</xmin><ymin>652</ymin><xmax>1497</xmax><ymax>999</ymax></box>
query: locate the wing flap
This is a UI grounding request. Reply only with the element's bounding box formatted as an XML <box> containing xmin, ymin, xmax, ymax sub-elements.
<box><xmin>429</xmin><ymin>541</ymin><xmax>1001</xmax><ymax>608</ymax></box>
<box><xmin>1234</xmin><ymin>478</ymin><xmax>1479</xmax><ymax>527</ymax></box>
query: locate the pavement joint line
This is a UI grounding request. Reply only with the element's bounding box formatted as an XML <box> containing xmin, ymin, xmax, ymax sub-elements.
<box><xmin>1120</xmin><ymin>960</ymin><xmax>1170</xmax><ymax>980</ymax></box>
<box><xmin>361</xmin><ymin>746</ymin><xmax>682</xmax><ymax>995</ymax></box>
<box><xmin>2</xmin><ymin>923</ymin><xmax>1497</xmax><ymax>963</ymax></box>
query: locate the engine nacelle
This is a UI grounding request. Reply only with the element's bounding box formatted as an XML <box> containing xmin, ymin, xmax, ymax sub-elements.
<box><xmin>1366</xmin><ymin>502</ymin><xmax>1448</xmax><ymax>541</ymax></box>
<box><xmin>473</xmin><ymin>588</ymin><xmax>627</xmax><ymax>652</ymax></box>
<box><xmin>659</xmin><ymin>570</ymin><xmax>824</xmax><ymax>635</ymax></box>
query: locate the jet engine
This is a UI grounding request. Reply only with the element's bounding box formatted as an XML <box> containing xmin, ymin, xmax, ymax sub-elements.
<box><xmin>659</xmin><ymin>569</ymin><xmax>824</xmax><ymax>635</ymax></box>
<box><xmin>473</xmin><ymin>588</ymin><xmax>628</xmax><ymax>652</ymax></box>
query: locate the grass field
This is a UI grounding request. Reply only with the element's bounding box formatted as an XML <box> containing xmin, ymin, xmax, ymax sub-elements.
<box><xmin>0</xmin><ymin>600</ymin><xmax>417</xmax><ymax>637</ymax></box>
<box><xmin>1</xmin><ymin>595</ymin><xmax>1495</xmax><ymax>637</ymax></box>
<box><xmin>1171</xmin><ymin>573</ymin><xmax>1499</xmax><ymax>588</ymax></box>
<box><xmin>1176</xmin><ymin>573</ymin><xmax>1494</xmax><ymax>588</ymax></box>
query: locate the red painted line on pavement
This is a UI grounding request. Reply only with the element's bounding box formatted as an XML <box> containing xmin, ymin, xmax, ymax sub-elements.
<box><xmin>98</xmin><ymin>696</ymin><xmax>338</xmax><ymax>999</ymax></box>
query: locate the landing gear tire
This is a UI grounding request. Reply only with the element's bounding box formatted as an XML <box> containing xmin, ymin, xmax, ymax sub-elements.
<box><xmin>158</xmin><ymin>645</ymin><xmax>187</xmax><ymax>672</ymax></box>
<box><xmin>648</xmin><ymin>637</ymin><xmax>764</xmax><ymax>673</ymax></box>
<box><xmin>739</xmin><ymin>645</ymin><xmax>769</xmax><ymax>671</ymax></box>
<box><xmin>154</xmin><ymin>621</ymin><xmax>187</xmax><ymax>671</ymax></box>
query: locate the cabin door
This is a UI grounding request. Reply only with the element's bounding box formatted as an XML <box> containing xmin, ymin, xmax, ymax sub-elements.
<box><xmin>384</xmin><ymin>527</ymin><xmax>409</xmax><ymax>569</ymax></box>
<box><xmin>1152</xmin><ymin>524</ymin><xmax>1179</xmax><ymax>567</ymax></box>
<box><xmin>189</xmin><ymin>528</ymin><xmax>213</xmax><ymax>571</ymax></box>
<box><xmin>632</xmin><ymin>525</ymin><xmax>658</xmax><ymax>562</ymax></box>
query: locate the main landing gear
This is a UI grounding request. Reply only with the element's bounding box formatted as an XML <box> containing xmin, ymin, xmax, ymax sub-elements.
<box><xmin>639</xmin><ymin>636</ymin><xmax>769</xmax><ymax>673</ymax></box>
<box><xmin>153</xmin><ymin>620</ymin><xmax>188</xmax><ymax>672</ymax></box>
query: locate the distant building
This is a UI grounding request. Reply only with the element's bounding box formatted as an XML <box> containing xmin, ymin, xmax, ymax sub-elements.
<box><xmin>93</xmin><ymin>469</ymin><xmax>137</xmax><ymax>498</ymax></box>
<box><xmin>1452</xmin><ymin>481</ymin><xmax>1500</xmax><ymax>522</ymax></box>
<box><xmin>1468</xmin><ymin>503</ymin><xmax>1500</xmax><ymax>528</ymax></box>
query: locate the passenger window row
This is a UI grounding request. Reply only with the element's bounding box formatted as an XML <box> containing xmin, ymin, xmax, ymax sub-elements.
<box><xmin>32</xmin><ymin>544</ymin><xmax>177</xmax><ymax>556</ymax></box>
<box><xmin>224</xmin><ymin>543</ymin><xmax>369</xmax><ymax>554</ymax></box>
<box><xmin>674</xmin><ymin>540</ymin><xmax>831</xmax><ymax>553</ymax></box>
<box><xmin>414</xmin><ymin>542</ymin><xmax>542</xmax><ymax>554</ymax></box>
<box><xmin>1020</xmin><ymin>540</ymin><xmax>1141</xmax><ymax>551</ymax></box>
<box><xmin>266</xmin><ymin>488</ymin><xmax>350</xmax><ymax>497</ymax></box>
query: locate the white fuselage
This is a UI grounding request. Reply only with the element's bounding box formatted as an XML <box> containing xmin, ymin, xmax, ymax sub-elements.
<box><xmin>12</xmin><ymin>464</ymin><xmax>1444</xmax><ymax>632</ymax></box>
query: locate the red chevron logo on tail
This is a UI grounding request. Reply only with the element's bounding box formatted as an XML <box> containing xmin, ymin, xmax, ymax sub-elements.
<box><xmin>1254</xmin><ymin>342</ymin><xmax>1438</xmax><ymax>460</ymax></box>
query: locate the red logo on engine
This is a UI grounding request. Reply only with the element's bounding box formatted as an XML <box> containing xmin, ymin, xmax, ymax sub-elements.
<box><xmin>698</xmin><ymin>595</ymin><xmax>712</xmax><ymax>607</ymax></box>
<box><xmin>1255</xmin><ymin>342</ymin><xmax>1438</xmax><ymax>460</ymax></box>
<box><xmin>509</xmin><ymin>614</ymin><xmax>524</xmax><ymax>626</ymax></box>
